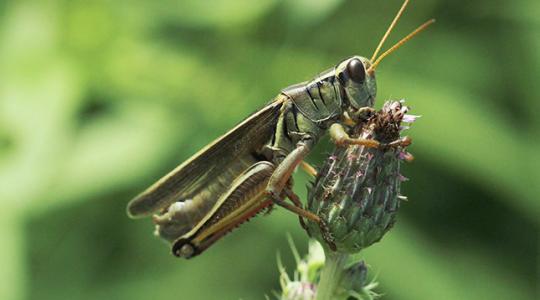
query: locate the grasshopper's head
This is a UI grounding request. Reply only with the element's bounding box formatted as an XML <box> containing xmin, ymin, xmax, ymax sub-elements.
<box><xmin>335</xmin><ymin>56</ymin><xmax>377</xmax><ymax>110</ymax></box>
<box><xmin>334</xmin><ymin>0</ymin><xmax>435</xmax><ymax>117</ymax></box>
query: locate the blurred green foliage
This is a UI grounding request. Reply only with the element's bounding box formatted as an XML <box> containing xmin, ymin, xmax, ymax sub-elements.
<box><xmin>0</xmin><ymin>0</ymin><xmax>538</xmax><ymax>299</ymax></box>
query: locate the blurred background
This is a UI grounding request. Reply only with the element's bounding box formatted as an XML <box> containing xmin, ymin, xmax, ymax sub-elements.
<box><xmin>0</xmin><ymin>0</ymin><xmax>538</xmax><ymax>299</ymax></box>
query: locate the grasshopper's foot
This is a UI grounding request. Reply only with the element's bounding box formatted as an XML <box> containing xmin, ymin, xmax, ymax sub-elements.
<box><xmin>278</xmin><ymin>188</ymin><xmax>335</xmax><ymax>248</ymax></box>
<box><xmin>318</xmin><ymin>219</ymin><xmax>336</xmax><ymax>251</ymax></box>
<box><xmin>383</xmin><ymin>136</ymin><xmax>412</xmax><ymax>148</ymax></box>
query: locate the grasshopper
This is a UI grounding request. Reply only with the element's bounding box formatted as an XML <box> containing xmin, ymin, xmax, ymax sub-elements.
<box><xmin>127</xmin><ymin>0</ymin><xmax>433</xmax><ymax>258</ymax></box>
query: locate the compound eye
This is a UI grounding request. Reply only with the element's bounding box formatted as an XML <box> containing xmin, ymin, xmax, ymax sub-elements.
<box><xmin>346</xmin><ymin>58</ymin><xmax>366</xmax><ymax>83</ymax></box>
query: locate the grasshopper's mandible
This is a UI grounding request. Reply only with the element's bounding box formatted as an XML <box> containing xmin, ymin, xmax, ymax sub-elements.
<box><xmin>127</xmin><ymin>0</ymin><xmax>433</xmax><ymax>259</ymax></box>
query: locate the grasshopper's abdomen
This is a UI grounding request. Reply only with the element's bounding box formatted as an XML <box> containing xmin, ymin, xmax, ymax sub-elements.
<box><xmin>153</xmin><ymin>156</ymin><xmax>259</xmax><ymax>242</ymax></box>
<box><xmin>170</xmin><ymin>161</ymin><xmax>275</xmax><ymax>258</ymax></box>
<box><xmin>282</xmin><ymin>68</ymin><xmax>343</xmax><ymax>124</ymax></box>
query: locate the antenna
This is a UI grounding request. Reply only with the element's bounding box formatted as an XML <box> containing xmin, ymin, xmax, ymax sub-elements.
<box><xmin>368</xmin><ymin>19</ymin><xmax>435</xmax><ymax>74</ymax></box>
<box><xmin>370</xmin><ymin>0</ymin><xmax>411</xmax><ymax>62</ymax></box>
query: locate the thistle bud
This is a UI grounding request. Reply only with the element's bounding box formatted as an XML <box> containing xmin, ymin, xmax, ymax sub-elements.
<box><xmin>277</xmin><ymin>240</ymin><xmax>378</xmax><ymax>300</ymax></box>
<box><xmin>278</xmin><ymin>240</ymin><xmax>324</xmax><ymax>300</ymax></box>
<box><xmin>306</xmin><ymin>100</ymin><xmax>416</xmax><ymax>253</ymax></box>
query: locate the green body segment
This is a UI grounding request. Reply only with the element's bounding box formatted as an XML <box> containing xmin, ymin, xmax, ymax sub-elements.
<box><xmin>126</xmin><ymin>56</ymin><xmax>379</xmax><ymax>258</ymax></box>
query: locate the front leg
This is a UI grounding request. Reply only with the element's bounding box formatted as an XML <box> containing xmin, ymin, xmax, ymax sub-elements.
<box><xmin>330</xmin><ymin>123</ymin><xmax>381</xmax><ymax>148</ymax></box>
<box><xmin>330</xmin><ymin>123</ymin><xmax>411</xmax><ymax>148</ymax></box>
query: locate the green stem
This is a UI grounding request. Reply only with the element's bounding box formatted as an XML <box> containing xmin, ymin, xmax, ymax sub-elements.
<box><xmin>316</xmin><ymin>250</ymin><xmax>349</xmax><ymax>300</ymax></box>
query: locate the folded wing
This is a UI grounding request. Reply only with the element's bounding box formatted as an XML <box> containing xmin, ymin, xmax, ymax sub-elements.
<box><xmin>127</xmin><ymin>97</ymin><xmax>284</xmax><ymax>218</ymax></box>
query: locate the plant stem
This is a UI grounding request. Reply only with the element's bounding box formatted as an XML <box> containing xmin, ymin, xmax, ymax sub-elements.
<box><xmin>316</xmin><ymin>250</ymin><xmax>349</xmax><ymax>300</ymax></box>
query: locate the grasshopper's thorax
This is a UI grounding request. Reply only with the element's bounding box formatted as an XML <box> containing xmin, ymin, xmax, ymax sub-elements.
<box><xmin>281</xmin><ymin>56</ymin><xmax>376</xmax><ymax>126</ymax></box>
